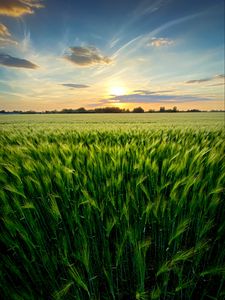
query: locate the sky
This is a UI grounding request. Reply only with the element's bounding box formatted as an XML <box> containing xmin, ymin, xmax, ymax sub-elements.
<box><xmin>0</xmin><ymin>0</ymin><xmax>224</xmax><ymax>111</ymax></box>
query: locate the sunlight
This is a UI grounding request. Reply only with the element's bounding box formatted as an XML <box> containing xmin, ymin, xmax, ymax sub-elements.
<box><xmin>109</xmin><ymin>86</ymin><xmax>127</xmax><ymax>96</ymax></box>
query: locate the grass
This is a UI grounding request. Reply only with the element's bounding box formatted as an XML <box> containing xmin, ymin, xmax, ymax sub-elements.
<box><xmin>0</xmin><ymin>113</ymin><xmax>225</xmax><ymax>299</ymax></box>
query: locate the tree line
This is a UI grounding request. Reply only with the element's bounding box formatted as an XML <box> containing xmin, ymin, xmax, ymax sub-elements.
<box><xmin>0</xmin><ymin>107</ymin><xmax>222</xmax><ymax>114</ymax></box>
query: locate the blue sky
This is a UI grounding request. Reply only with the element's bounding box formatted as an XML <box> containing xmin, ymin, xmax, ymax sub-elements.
<box><xmin>0</xmin><ymin>0</ymin><xmax>224</xmax><ymax>111</ymax></box>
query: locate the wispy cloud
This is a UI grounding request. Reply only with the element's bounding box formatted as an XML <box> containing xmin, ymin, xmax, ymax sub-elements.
<box><xmin>0</xmin><ymin>23</ymin><xmax>17</xmax><ymax>47</ymax></box>
<box><xmin>134</xmin><ymin>0</ymin><xmax>166</xmax><ymax>17</ymax></box>
<box><xmin>64</xmin><ymin>46</ymin><xmax>112</xmax><ymax>67</ymax></box>
<box><xmin>208</xmin><ymin>82</ymin><xmax>225</xmax><ymax>87</ymax></box>
<box><xmin>0</xmin><ymin>23</ymin><xmax>11</xmax><ymax>37</ymax></box>
<box><xmin>0</xmin><ymin>37</ymin><xmax>18</xmax><ymax>47</ymax></box>
<box><xmin>109</xmin><ymin>38</ymin><xmax>120</xmax><ymax>49</ymax></box>
<box><xmin>186</xmin><ymin>78</ymin><xmax>211</xmax><ymax>84</ymax></box>
<box><xmin>108</xmin><ymin>0</ymin><xmax>167</xmax><ymax>50</ymax></box>
<box><xmin>185</xmin><ymin>74</ymin><xmax>225</xmax><ymax>84</ymax></box>
<box><xmin>61</xmin><ymin>83</ymin><xmax>89</xmax><ymax>89</ymax></box>
<box><xmin>0</xmin><ymin>0</ymin><xmax>44</xmax><ymax>17</ymax></box>
<box><xmin>148</xmin><ymin>37</ymin><xmax>174</xmax><ymax>47</ymax></box>
<box><xmin>112</xmin><ymin>12</ymin><xmax>201</xmax><ymax>59</ymax></box>
<box><xmin>0</xmin><ymin>53</ymin><xmax>38</xmax><ymax>69</ymax></box>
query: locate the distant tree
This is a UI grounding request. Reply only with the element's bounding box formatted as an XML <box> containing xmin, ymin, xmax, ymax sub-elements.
<box><xmin>132</xmin><ymin>107</ymin><xmax>144</xmax><ymax>113</ymax></box>
<box><xmin>148</xmin><ymin>109</ymin><xmax>155</xmax><ymax>113</ymax></box>
<box><xmin>12</xmin><ymin>110</ymin><xmax>23</xmax><ymax>114</ymax></box>
<box><xmin>94</xmin><ymin>107</ymin><xmax>123</xmax><ymax>113</ymax></box>
<box><xmin>160</xmin><ymin>106</ymin><xmax>165</xmax><ymax>112</ymax></box>
<box><xmin>76</xmin><ymin>107</ymin><xmax>86</xmax><ymax>113</ymax></box>
<box><xmin>61</xmin><ymin>108</ymin><xmax>74</xmax><ymax>113</ymax></box>
<box><xmin>187</xmin><ymin>109</ymin><xmax>201</xmax><ymax>112</ymax></box>
<box><xmin>23</xmin><ymin>110</ymin><xmax>36</xmax><ymax>114</ymax></box>
<box><xmin>172</xmin><ymin>106</ymin><xmax>178</xmax><ymax>112</ymax></box>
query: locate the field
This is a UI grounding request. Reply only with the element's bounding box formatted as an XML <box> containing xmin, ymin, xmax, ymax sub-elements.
<box><xmin>0</xmin><ymin>112</ymin><xmax>224</xmax><ymax>131</ymax></box>
<box><xmin>0</xmin><ymin>113</ymin><xmax>225</xmax><ymax>299</ymax></box>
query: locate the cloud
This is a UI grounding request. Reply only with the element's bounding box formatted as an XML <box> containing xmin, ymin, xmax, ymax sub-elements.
<box><xmin>0</xmin><ymin>23</ymin><xmax>18</xmax><ymax>47</ymax></box>
<box><xmin>185</xmin><ymin>78</ymin><xmax>211</xmax><ymax>84</ymax></box>
<box><xmin>64</xmin><ymin>46</ymin><xmax>112</xmax><ymax>67</ymax></box>
<box><xmin>134</xmin><ymin>0</ymin><xmax>166</xmax><ymax>17</ymax></box>
<box><xmin>61</xmin><ymin>83</ymin><xmax>89</xmax><ymax>89</ymax></box>
<box><xmin>112</xmin><ymin>13</ymin><xmax>200</xmax><ymax>60</ymax></box>
<box><xmin>133</xmin><ymin>90</ymin><xmax>157</xmax><ymax>95</ymax></box>
<box><xmin>108</xmin><ymin>0</ymin><xmax>167</xmax><ymax>51</ymax></box>
<box><xmin>0</xmin><ymin>24</ymin><xmax>11</xmax><ymax>37</ymax></box>
<box><xmin>215</xmin><ymin>74</ymin><xmax>225</xmax><ymax>79</ymax></box>
<box><xmin>133</xmin><ymin>89</ymin><xmax>173</xmax><ymax>95</ymax></box>
<box><xmin>98</xmin><ymin>93</ymin><xmax>210</xmax><ymax>105</ymax></box>
<box><xmin>0</xmin><ymin>53</ymin><xmax>38</xmax><ymax>69</ymax></box>
<box><xmin>0</xmin><ymin>0</ymin><xmax>44</xmax><ymax>17</ymax></box>
<box><xmin>148</xmin><ymin>37</ymin><xmax>174</xmax><ymax>47</ymax></box>
<box><xmin>185</xmin><ymin>74</ymin><xmax>225</xmax><ymax>84</ymax></box>
<box><xmin>208</xmin><ymin>82</ymin><xmax>225</xmax><ymax>87</ymax></box>
<box><xmin>0</xmin><ymin>37</ymin><xmax>18</xmax><ymax>47</ymax></box>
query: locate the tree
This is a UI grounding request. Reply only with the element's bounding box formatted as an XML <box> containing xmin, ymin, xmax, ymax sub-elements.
<box><xmin>76</xmin><ymin>107</ymin><xmax>86</xmax><ymax>113</ymax></box>
<box><xmin>172</xmin><ymin>106</ymin><xmax>178</xmax><ymax>112</ymax></box>
<box><xmin>160</xmin><ymin>106</ymin><xmax>165</xmax><ymax>112</ymax></box>
<box><xmin>132</xmin><ymin>107</ymin><xmax>144</xmax><ymax>113</ymax></box>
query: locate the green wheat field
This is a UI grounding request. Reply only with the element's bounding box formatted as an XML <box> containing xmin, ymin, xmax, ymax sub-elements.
<box><xmin>0</xmin><ymin>113</ymin><xmax>225</xmax><ymax>299</ymax></box>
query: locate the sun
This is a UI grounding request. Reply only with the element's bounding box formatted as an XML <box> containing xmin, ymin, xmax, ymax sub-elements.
<box><xmin>110</xmin><ymin>86</ymin><xmax>126</xmax><ymax>96</ymax></box>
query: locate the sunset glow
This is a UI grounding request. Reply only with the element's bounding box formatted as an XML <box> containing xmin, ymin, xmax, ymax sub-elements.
<box><xmin>0</xmin><ymin>0</ymin><xmax>224</xmax><ymax>111</ymax></box>
<box><xmin>110</xmin><ymin>86</ymin><xmax>127</xmax><ymax>96</ymax></box>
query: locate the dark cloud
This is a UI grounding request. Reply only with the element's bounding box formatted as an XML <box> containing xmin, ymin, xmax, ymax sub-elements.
<box><xmin>99</xmin><ymin>93</ymin><xmax>210</xmax><ymax>105</ymax></box>
<box><xmin>133</xmin><ymin>90</ymin><xmax>157</xmax><ymax>95</ymax></box>
<box><xmin>185</xmin><ymin>74</ymin><xmax>225</xmax><ymax>84</ymax></box>
<box><xmin>64</xmin><ymin>46</ymin><xmax>112</xmax><ymax>67</ymax></box>
<box><xmin>0</xmin><ymin>53</ymin><xmax>38</xmax><ymax>69</ymax></box>
<box><xmin>0</xmin><ymin>0</ymin><xmax>44</xmax><ymax>17</ymax></box>
<box><xmin>61</xmin><ymin>83</ymin><xmax>89</xmax><ymax>89</ymax></box>
<box><xmin>133</xmin><ymin>89</ymin><xmax>173</xmax><ymax>95</ymax></box>
<box><xmin>185</xmin><ymin>78</ymin><xmax>211</xmax><ymax>84</ymax></box>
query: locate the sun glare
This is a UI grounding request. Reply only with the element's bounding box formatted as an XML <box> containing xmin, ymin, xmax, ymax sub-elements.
<box><xmin>110</xmin><ymin>86</ymin><xmax>126</xmax><ymax>96</ymax></box>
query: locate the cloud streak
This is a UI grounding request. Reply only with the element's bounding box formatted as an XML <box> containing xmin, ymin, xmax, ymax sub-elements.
<box><xmin>61</xmin><ymin>83</ymin><xmax>89</xmax><ymax>89</ymax></box>
<box><xmin>208</xmin><ymin>82</ymin><xmax>225</xmax><ymax>87</ymax></box>
<box><xmin>186</xmin><ymin>78</ymin><xmax>211</xmax><ymax>84</ymax></box>
<box><xmin>185</xmin><ymin>74</ymin><xmax>225</xmax><ymax>84</ymax></box>
<box><xmin>134</xmin><ymin>0</ymin><xmax>166</xmax><ymax>17</ymax></box>
<box><xmin>0</xmin><ymin>53</ymin><xmax>38</xmax><ymax>69</ymax></box>
<box><xmin>0</xmin><ymin>0</ymin><xmax>44</xmax><ymax>17</ymax></box>
<box><xmin>64</xmin><ymin>46</ymin><xmax>112</xmax><ymax>67</ymax></box>
<box><xmin>133</xmin><ymin>89</ymin><xmax>174</xmax><ymax>95</ymax></box>
<box><xmin>112</xmin><ymin>12</ymin><xmax>201</xmax><ymax>60</ymax></box>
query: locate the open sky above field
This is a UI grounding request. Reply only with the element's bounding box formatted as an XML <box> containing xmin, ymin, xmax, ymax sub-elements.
<box><xmin>0</xmin><ymin>0</ymin><xmax>224</xmax><ymax>111</ymax></box>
